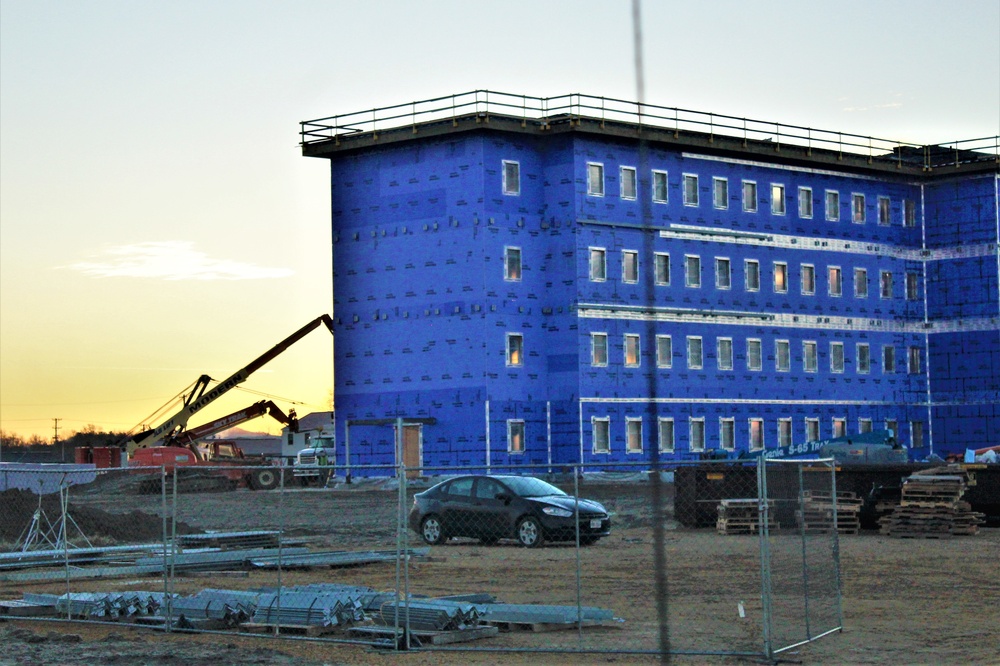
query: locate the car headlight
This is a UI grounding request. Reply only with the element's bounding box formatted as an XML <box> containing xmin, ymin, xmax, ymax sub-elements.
<box><xmin>541</xmin><ymin>506</ymin><xmax>573</xmax><ymax>518</ymax></box>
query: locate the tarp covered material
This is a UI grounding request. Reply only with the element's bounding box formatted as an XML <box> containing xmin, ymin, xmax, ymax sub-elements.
<box><xmin>0</xmin><ymin>463</ymin><xmax>97</xmax><ymax>494</ymax></box>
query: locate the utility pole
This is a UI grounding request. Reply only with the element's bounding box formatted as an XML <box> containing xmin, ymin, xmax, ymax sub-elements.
<box><xmin>53</xmin><ymin>418</ymin><xmax>62</xmax><ymax>462</ymax></box>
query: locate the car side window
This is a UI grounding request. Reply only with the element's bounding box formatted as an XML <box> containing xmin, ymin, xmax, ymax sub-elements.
<box><xmin>475</xmin><ymin>478</ymin><xmax>503</xmax><ymax>500</ymax></box>
<box><xmin>447</xmin><ymin>477</ymin><xmax>473</xmax><ymax>498</ymax></box>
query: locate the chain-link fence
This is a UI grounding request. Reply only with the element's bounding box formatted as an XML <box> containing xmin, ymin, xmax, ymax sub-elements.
<box><xmin>0</xmin><ymin>458</ymin><xmax>841</xmax><ymax>659</ymax></box>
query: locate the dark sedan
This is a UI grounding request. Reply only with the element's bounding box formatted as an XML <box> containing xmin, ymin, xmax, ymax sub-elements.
<box><xmin>407</xmin><ymin>475</ymin><xmax>611</xmax><ymax>547</ymax></box>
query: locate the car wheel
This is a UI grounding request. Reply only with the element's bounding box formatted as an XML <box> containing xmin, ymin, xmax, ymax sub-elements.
<box><xmin>250</xmin><ymin>468</ymin><xmax>279</xmax><ymax>491</ymax></box>
<box><xmin>516</xmin><ymin>516</ymin><xmax>544</xmax><ymax>548</ymax></box>
<box><xmin>421</xmin><ymin>515</ymin><xmax>446</xmax><ymax>545</ymax></box>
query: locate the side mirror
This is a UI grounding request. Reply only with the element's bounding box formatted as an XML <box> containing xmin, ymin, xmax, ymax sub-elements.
<box><xmin>495</xmin><ymin>492</ymin><xmax>512</xmax><ymax>504</ymax></box>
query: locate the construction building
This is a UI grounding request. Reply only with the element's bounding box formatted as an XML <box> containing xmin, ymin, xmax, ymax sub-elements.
<box><xmin>300</xmin><ymin>92</ymin><xmax>999</xmax><ymax>475</ymax></box>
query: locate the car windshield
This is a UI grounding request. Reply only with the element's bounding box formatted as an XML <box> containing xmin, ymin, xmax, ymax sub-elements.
<box><xmin>503</xmin><ymin>476</ymin><xmax>567</xmax><ymax>498</ymax></box>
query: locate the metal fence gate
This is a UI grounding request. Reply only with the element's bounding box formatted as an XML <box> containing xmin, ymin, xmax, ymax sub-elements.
<box><xmin>0</xmin><ymin>459</ymin><xmax>842</xmax><ymax>659</ymax></box>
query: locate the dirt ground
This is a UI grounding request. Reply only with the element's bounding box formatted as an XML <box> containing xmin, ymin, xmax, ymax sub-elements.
<box><xmin>0</xmin><ymin>478</ymin><xmax>996</xmax><ymax>665</ymax></box>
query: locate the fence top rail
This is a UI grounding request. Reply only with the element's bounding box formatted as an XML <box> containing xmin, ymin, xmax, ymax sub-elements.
<box><xmin>300</xmin><ymin>90</ymin><xmax>999</xmax><ymax>169</ymax></box>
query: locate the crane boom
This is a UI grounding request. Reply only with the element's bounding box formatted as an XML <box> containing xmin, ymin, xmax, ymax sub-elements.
<box><xmin>125</xmin><ymin>314</ymin><xmax>333</xmax><ymax>455</ymax></box>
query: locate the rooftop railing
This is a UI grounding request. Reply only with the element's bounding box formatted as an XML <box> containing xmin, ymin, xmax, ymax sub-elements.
<box><xmin>301</xmin><ymin>90</ymin><xmax>999</xmax><ymax>170</ymax></box>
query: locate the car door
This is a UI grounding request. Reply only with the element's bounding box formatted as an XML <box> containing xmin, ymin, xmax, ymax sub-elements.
<box><xmin>438</xmin><ymin>477</ymin><xmax>475</xmax><ymax>537</ymax></box>
<box><xmin>471</xmin><ymin>477</ymin><xmax>511</xmax><ymax>539</ymax></box>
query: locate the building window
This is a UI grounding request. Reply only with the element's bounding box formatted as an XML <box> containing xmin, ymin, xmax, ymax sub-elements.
<box><xmin>857</xmin><ymin>343</ymin><xmax>871</xmax><ymax>374</ymax></box>
<box><xmin>906</xmin><ymin>272</ymin><xmax>919</xmax><ymax>300</ymax></box>
<box><xmin>656</xmin><ymin>335</ymin><xmax>673</xmax><ymax>368</ymax></box>
<box><xmin>652</xmin><ymin>170</ymin><xmax>668</xmax><ymax>203</ymax></box>
<box><xmin>685</xmin><ymin>255</ymin><xmax>701</xmax><ymax>288</ymax></box>
<box><xmin>804</xmin><ymin>341</ymin><xmax>818</xmax><ymax>373</ymax></box>
<box><xmin>831</xmin><ymin>341</ymin><xmax>845</xmax><ymax>373</ymax></box>
<box><xmin>654</xmin><ymin>253</ymin><xmax>670</xmax><ymax>286</ymax></box>
<box><xmin>587</xmin><ymin>163</ymin><xmax>604</xmax><ymax>196</ymax></box>
<box><xmin>743</xmin><ymin>180</ymin><xmax>758</xmax><ymax>212</ymax></box>
<box><xmin>508</xmin><ymin>420</ymin><xmax>525</xmax><ymax>453</ymax></box>
<box><xmin>903</xmin><ymin>199</ymin><xmax>916</xmax><ymax>228</ymax></box>
<box><xmin>910</xmin><ymin>421</ymin><xmax>924</xmax><ymax>449</ymax></box>
<box><xmin>908</xmin><ymin>346</ymin><xmax>922</xmax><ymax>374</ymax></box>
<box><xmin>771</xmin><ymin>183</ymin><xmax>786</xmax><ymax>215</ymax></box>
<box><xmin>801</xmin><ymin>264</ymin><xmax>816</xmax><ymax>295</ymax></box>
<box><xmin>592</xmin><ymin>417</ymin><xmax>610</xmax><ymax>453</ymax></box>
<box><xmin>658</xmin><ymin>418</ymin><xmax>675</xmax><ymax>452</ymax></box>
<box><xmin>880</xmin><ymin>271</ymin><xmax>893</xmax><ymax>299</ymax></box>
<box><xmin>773</xmin><ymin>262</ymin><xmax>788</xmax><ymax>293</ymax></box>
<box><xmin>502</xmin><ymin>160</ymin><xmax>520</xmax><ymax>195</ymax></box>
<box><xmin>504</xmin><ymin>246</ymin><xmax>522</xmax><ymax>281</ymax></box>
<box><xmin>852</xmin><ymin>193</ymin><xmax>865</xmax><ymax>223</ymax></box>
<box><xmin>591</xmin><ymin>332</ymin><xmax>608</xmax><ymax>367</ymax></box>
<box><xmin>833</xmin><ymin>418</ymin><xmax>847</xmax><ymax>438</ymax></box>
<box><xmin>626</xmin><ymin>418</ymin><xmax>643</xmax><ymax>453</ymax></box>
<box><xmin>878</xmin><ymin>196</ymin><xmax>891</xmax><ymax>225</ymax></box>
<box><xmin>589</xmin><ymin>247</ymin><xmax>606</xmax><ymax>281</ymax></box>
<box><xmin>713</xmin><ymin>177</ymin><xmax>728</xmax><ymax>209</ymax></box>
<box><xmin>859</xmin><ymin>418</ymin><xmax>873</xmax><ymax>434</ymax></box>
<box><xmin>778</xmin><ymin>418</ymin><xmax>792</xmax><ymax>448</ymax></box>
<box><xmin>689</xmin><ymin>418</ymin><xmax>705</xmax><ymax>452</ymax></box>
<box><xmin>622</xmin><ymin>250</ymin><xmax>639</xmax><ymax>283</ymax></box>
<box><xmin>717</xmin><ymin>337</ymin><xmax>733</xmax><ymax>371</ymax></box>
<box><xmin>506</xmin><ymin>333</ymin><xmax>523</xmax><ymax>366</ymax></box>
<box><xmin>854</xmin><ymin>267</ymin><xmax>868</xmax><ymax>298</ymax></box>
<box><xmin>798</xmin><ymin>187</ymin><xmax>813</xmax><ymax>218</ymax></box>
<box><xmin>747</xmin><ymin>339</ymin><xmax>762</xmax><ymax>371</ymax></box>
<box><xmin>625</xmin><ymin>334</ymin><xmax>640</xmax><ymax>368</ymax></box>
<box><xmin>829</xmin><ymin>266</ymin><xmax>842</xmax><ymax>297</ymax></box>
<box><xmin>720</xmin><ymin>418</ymin><xmax>735</xmax><ymax>451</ymax></box>
<box><xmin>683</xmin><ymin>174</ymin><xmax>699</xmax><ymax>206</ymax></box>
<box><xmin>749</xmin><ymin>418</ymin><xmax>764</xmax><ymax>451</ymax></box>
<box><xmin>826</xmin><ymin>190</ymin><xmax>840</xmax><ymax>221</ymax></box>
<box><xmin>885</xmin><ymin>419</ymin><xmax>898</xmax><ymax>439</ymax></box>
<box><xmin>716</xmin><ymin>257</ymin><xmax>732</xmax><ymax>289</ymax></box>
<box><xmin>776</xmin><ymin>340</ymin><xmax>790</xmax><ymax>372</ymax></box>
<box><xmin>883</xmin><ymin>345</ymin><xmax>896</xmax><ymax>373</ymax></box>
<box><xmin>620</xmin><ymin>166</ymin><xmax>637</xmax><ymax>200</ymax></box>
<box><xmin>687</xmin><ymin>336</ymin><xmax>703</xmax><ymax>370</ymax></box>
<box><xmin>745</xmin><ymin>259</ymin><xmax>760</xmax><ymax>291</ymax></box>
<box><xmin>806</xmin><ymin>418</ymin><xmax>820</xmax><ymax>443</ymax></box>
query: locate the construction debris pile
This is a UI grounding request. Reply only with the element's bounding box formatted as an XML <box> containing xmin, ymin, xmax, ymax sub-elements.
<box><xmin>0</xmin><ymin>584</ymin><xmax>620</xmax><ymax>646</ymax></box>
<box><xmin>796</xmin><ymin>491</ymin><xmax>862</xmax><ymax>534</ymax></box>
<box><xmin>878</xmin><ymin>467</ymin><xmax>986</xmax><ymax>539</ymax></box>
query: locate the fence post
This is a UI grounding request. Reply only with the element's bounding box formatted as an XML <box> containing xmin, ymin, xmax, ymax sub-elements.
<box><xmin>831</xmin><ymin>461</ymin><xmax>844</xmax><ymax>632</ymax></box>
<box><xmin>757</xmin><ymin>458</ymin><xmax>773</xmax><ymax>659</ymax></box>
<box><xmin>797</xmin><ymin>464</ymin><xmax>812</xmax><ymax>640</ymax></box>
<box><xmin>160</xmin><ymin>466</ymin><xmax>172</xmax><ymax>632</ymax></box>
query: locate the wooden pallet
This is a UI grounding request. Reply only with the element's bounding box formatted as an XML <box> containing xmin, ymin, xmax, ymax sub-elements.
<box><xmin>880</xmin><ymin>471</ymin><xmax>982</xmax><ymax>538</ymax></box>
<box><xmin>716</xmin><ymin>499</ymin><xmax>777</xmax><ymax>535</ymax></box>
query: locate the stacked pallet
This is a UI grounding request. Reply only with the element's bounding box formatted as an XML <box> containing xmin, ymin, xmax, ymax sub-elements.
<box><xmin>797</xmin><ymin>490</ymin><xmax>862</xmax><ymax>534</ymax></box>
<box><xmin>716</xmin><ymin>499</ymin><xmax>777</xmax><ymax>535</ymax></box>
<box><xmin>879</xmin><ymin>472</ymin><xmax>985</xmax><ymax>538</ymax></box>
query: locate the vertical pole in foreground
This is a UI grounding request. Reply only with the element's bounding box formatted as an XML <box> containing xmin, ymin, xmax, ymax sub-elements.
<box><xmin>632</xmin><ymin>0</ymin><xmax>669</xmax><ymax>659</ymax></box>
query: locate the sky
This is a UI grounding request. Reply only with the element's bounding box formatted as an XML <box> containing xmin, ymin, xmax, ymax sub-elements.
<box><xmin>2</xmin><ymin>0</ymin><xmax>998</xmax><ymax>442</ymax></box>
